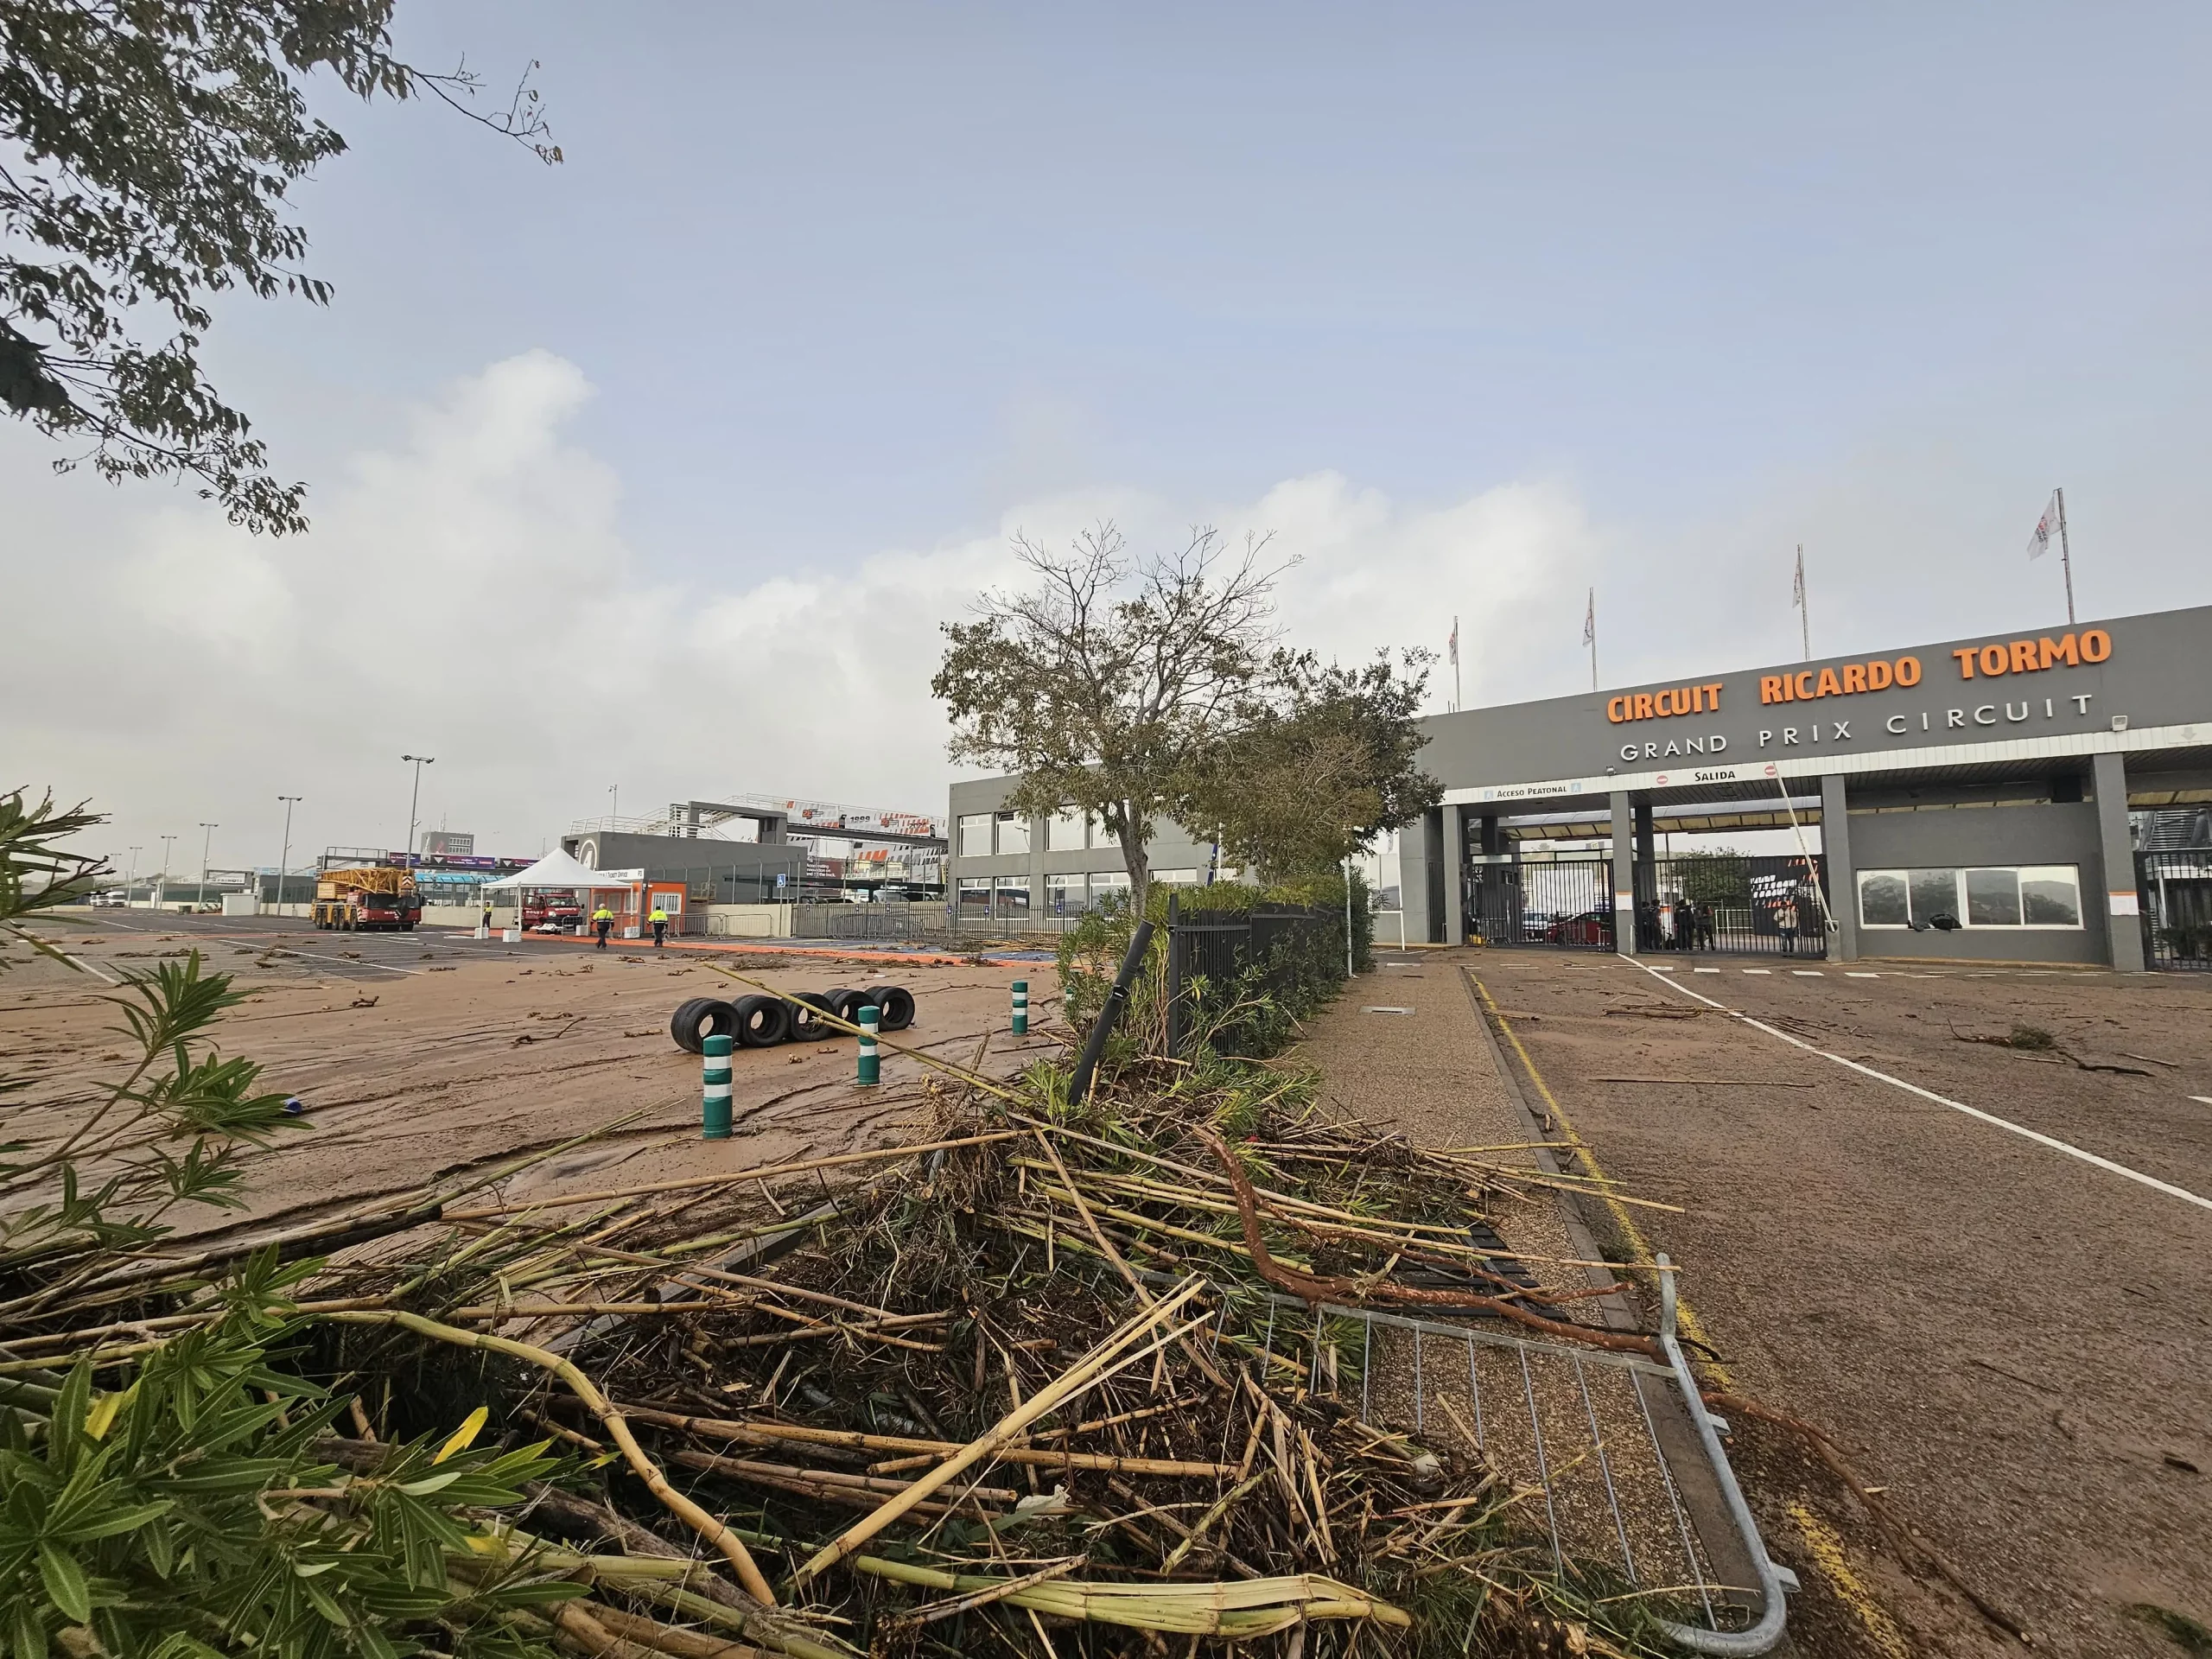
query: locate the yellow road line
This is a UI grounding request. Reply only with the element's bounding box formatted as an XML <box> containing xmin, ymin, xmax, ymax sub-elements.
<box><xmin>1789</xmin><ymin>1501</ymin><xmax>1913</xmax><ymax>1659</ymax></box>
<box><xmin>1469</xmin><ymin>971</ymin><xmax>1727</xmax><ymax>1383</ymax></box>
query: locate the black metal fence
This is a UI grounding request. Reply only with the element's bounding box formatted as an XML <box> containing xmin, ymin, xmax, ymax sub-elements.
<box><xmin>1645</xmin><ymin>853</ymin><xmax>1829</xmax><ymax>958</ymax></box>
<box><xmin>1468</xmin><ymin>859</ymin><xmax>1614</xmax><ymax>950</ymax></box>
<box><xmin>1463</xmin><ymin>853</ymin><xmax>1830</xmax><ymax>958</ymax></box>
<box><xmin>2139</xmin><ymin>849</ymin><xmax>2212</xmax><ymax>971</ymax></box>
<box><xmin>1164</xmin><ymin>895</ymin><xmax>1343</xmax><ymax>1055</ymax></box>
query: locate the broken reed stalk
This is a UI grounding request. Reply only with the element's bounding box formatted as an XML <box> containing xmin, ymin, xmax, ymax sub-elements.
<box><xmin>1192</xmin><ymin>1128</ymin><xmax>1663</xmax><ymax>1360</ymax></box>
<box><xmin>848</xmin><ymin>1556</ymin><xmax>1411</xmax><ymax>1638</ymax></box>
<box><xmin>444</xmin><ymin>1131</ymin><xmax>1024</xmax><ymax>1221</ymax></box>
<box><xmin>790</xmin><ymin>1278</ymin><xmax>1211</xmax><ymax>1587</ymax></box>
<box><xmin>1027</xmin><ymin>1127</ymin><xmax>1228</xmax><ymax>1389</ymax></box>
<box><xmin>326</xmin><ymin>1309</ymin><xmax>779</xmax><ymax>1608</ymax></box>
<box><xmin>615</xmin><ymin>1402</ymin><xmax>1236</xmax><ymax>1478</ymax></box>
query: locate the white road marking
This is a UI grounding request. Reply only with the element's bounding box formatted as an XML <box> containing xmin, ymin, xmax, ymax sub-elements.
<box><xmin>2193</xmin><ymin>1096</ymin><xmax>2212</xmax><ymax>1107</ymax></box>
<box><xmin>1846</xmin><ymin>971</ymin><xmax>1880</xmax><ymax>978</ymax></box>
<box><xmin>1792</xmin><ymin>969</ymin><xmax>1824</xmax><ymax>976</ymax></box>
<box><xmin>1647</xmin><ymin>965</ymin><xmax>1677</xmax><ymax>972</ymax></box>
<box><xmin>1626</xmin><ymin>958</ymin><xmax>2212</xmax><ymax>1216</ymax></box>
<box><xmin>1694</xmin><ymin>968</ymin><xmax>1721</xmax><ymax>974</ymax></box>
<box><xmin>1742</xmin><ymin>968</ymin><xmax>1770</xmax><ymax>975</ymax></box>
<box><xmin>266</xmin><ymin>945</ymin><xmax>420</xmax><ymax>976</ymax></box>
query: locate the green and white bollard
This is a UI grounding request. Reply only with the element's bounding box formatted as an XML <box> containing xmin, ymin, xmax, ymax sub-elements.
<box><xmin>856</xmin><ymin>1004</ymin><xmax>880</xmax><ymax>1085</ymax></box>
<box><xmin>1011</xmin><ymin>978</ymin><xmax>1028</xmax><ymax>1036</ymax></box>
<box><xmin>702</xmin><ymin>1033</ymin><xmax>734</xmax><ymax>1139</ymax></box>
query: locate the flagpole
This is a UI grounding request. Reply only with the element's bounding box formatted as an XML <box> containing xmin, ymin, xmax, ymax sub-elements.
<box><xmin>1586</xmin><ymin>588</ymin><xmax>1598</xmax><ymax>691</ymax></box>
<box><xmin>2056</xmin><ymin>488</ymin><xmax>2075</xmax><ymax>625</ymax></box>
<box><xmin>1796</xmin><ymin>544</ymin><xmax>1810</xmax><ymax>659</ymax></box>
<box><xmin>1452</xmin><ymin>614</ymin><xmax>1460</xmax><ymax>712</ymax></box>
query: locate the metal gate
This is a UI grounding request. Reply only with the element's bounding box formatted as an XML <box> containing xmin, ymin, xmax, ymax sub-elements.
<box><xmin>2138</xmin><ymin>849</ymin><xmax>2212</xmax><ymax>971</ymax></box>
<box><xmin>1469</xmin><ymin>859</ymin><xmax>1615</xmax><ymax>950</ymax></box>
<box><xmin>1646</xmin><ymin>853</ymin><xmax>1828</xmax><ymax>959</ymax></box>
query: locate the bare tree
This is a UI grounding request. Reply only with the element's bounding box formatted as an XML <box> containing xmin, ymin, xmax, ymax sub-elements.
<box><xmin>931</xmin><ymin>522</ymin><xmax>1285</xmax><ymax>912</ymax></box>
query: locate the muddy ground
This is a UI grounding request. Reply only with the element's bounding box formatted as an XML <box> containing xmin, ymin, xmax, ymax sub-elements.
<box><xmin>6</xmin><ymin>911</ymin><xmax>1054</xmax><ymax>1248</ymax></box>
<box><xmin>1464</xmin><ymin>948</ymin><xmax>2212</xmax><ymax>1659</ymax></box>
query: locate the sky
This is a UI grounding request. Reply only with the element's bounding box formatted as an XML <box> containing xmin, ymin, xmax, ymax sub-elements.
<box><xmin>6</xmin><ymin>3</ymin><xmax>2210</xmax><ymax>875</ymax></box>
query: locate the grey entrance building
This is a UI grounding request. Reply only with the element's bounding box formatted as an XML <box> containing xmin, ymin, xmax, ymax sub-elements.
<box><xmin>1403</xmin><ymin>604</ymin><xmax>2212</xmax><ymax>969</ymax></box>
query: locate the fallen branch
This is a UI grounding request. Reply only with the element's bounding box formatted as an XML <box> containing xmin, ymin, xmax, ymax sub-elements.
<box><xmin>1194</xmin><ymin>1128</ymin><xmax>1661</xmax><ymax>1360</ymax></box>
<box><xmin>327</xmin><ymin>1309</ymin><xmax>778</xmax><ymax>1607</ymax></box>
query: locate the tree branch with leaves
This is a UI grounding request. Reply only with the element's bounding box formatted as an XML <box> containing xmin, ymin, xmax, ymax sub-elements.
<box><xmin>1</xmin><ymin>0</ymin><xmax>559</xmax><ymax>534</ymax></box>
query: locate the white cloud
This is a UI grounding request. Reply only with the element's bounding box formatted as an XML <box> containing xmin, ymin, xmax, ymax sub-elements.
<box><xmin>2</xmin><ymin>351</ymin><xmax>1598</xmax><ymax>873</ymax></box>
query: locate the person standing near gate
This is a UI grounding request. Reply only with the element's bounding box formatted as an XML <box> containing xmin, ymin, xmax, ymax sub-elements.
<box><xmin>1775</xmin><ymin>893</ymin><xmax>1798</xmax><ymax>956</ymax></box>
<box><xmin>592</xmin><ymin>903</ymin><xmax>614</xmax><ymax>950</ymax></box>
<box><xmin>649</xmin><ymin>903</ymin><xmax>669</xmax><ymax>949</ymax></box>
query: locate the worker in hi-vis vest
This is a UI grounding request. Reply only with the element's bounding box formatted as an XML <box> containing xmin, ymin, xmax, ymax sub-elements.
<box><xmin>592</xmin><ymin>905</ymin><xmax>614</xmax><ymax>950</ymax></box>
<box><xmin>649</xmin><ymin>905</ymin><xmax>669</xmax><ymax>949</ymax></box>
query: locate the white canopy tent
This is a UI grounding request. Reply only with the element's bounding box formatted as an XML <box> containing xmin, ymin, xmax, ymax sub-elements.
<box><xmin>480</xmin><ymin>849</ymin><xmax>638</xmax><ymax>893</ymax></box>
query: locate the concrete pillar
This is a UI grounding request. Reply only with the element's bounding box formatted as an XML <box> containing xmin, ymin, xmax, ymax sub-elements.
<box><xmin>1820</xmin><ymin>773</ymin><xmax>1858</xmax><ymax>963</ymax></box>
<box><xmin>2091</xmin><ymin>751</ymin><xmax>2145</xmax><ymax>972</ymax></box>
<box><xmin>1479</xmin><ymin>814</ymin><xmax>1502</xmax><ymax>856</ymax></box>
<box><xmin>1632</xmin><ymin>801</ymin><xmax>1656</xmax><ymax>954</ymax></box>
<box><xmin>1029</xmin><ymin>815</ymin><xmax>1047</xmax><ymax>918</ymax></box>
<box><xmin>1401</xmin><ymin>810</ymin><xmax>1438</xmax><ymax>944</ymax></box>
<box><xmin>1609</xmin><ymin>791</ymin><xmax>1637</xmax><ymax>957</ymax></box>
<box><xmin>1442</xmin><ymin>804</ymin><xmax>1468</xmax><ymax>946</ymax></box>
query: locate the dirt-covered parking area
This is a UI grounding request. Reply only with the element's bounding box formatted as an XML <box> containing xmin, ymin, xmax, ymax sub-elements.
<box><xmin>1465</xmin><ymin>948</ymin><xmax>2212</xmax><ymax>1659</ymax></box>
<box><xmin>5</xmin><ymin>911</ymin><xmax>1054</xmax><ymax>1248</ymax></box>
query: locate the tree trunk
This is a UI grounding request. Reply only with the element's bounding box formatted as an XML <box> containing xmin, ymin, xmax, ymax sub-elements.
<box><xmin>1112</xmin><ymin>802</ymin><xmax>1152</xmax><ymax>916</ymax></box>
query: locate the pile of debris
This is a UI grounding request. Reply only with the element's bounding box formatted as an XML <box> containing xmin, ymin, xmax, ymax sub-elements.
<box><xmin>6</xmin><ymin>983</ymin><xmax>1752</xmax><ymax>1658</ymax></box>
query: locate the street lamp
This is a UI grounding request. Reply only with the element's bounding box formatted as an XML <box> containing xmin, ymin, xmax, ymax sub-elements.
<box><xmin>197</xmin><ymin>823</ymin><xmax>218</xmax><ymax>911</ymax></box>
<box><xmin>156</xmin><ymin>834</ymin><xmax>176</xmax><ymax>908</ymax></box>
<box><xmin>276</xmin><ymin>796</ymin><xmax>302</xmax><ymax>914</ymax></box>
<box><xmin>608</xmin><ymin>783</ymin><xmax>619</xmax><ymax>826</ymax></box>
<box><xmin>124</xmin><ymin>845</ymin><xmax>141</xmax><ymax>907</ymax></box>
<box><xmin>401</xmin><ymin>755</ymin><xmax>435</xmax><ymax>861</ymax></box>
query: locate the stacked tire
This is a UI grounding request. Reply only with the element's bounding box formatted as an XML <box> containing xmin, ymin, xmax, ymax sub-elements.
<box><xmin>669</xmin><ymin>986</ymin><xmax>913</xmax><ymax>1056</ymax></box>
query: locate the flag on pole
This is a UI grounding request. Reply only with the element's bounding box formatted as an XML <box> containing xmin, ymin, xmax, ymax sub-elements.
<box><xmin>1791</xmin><ymin>546</ymin><xmax>1806</xmax><ymax>611</ymax></box>
<box><xmin>1448</xmin><ymin>616</ymin><xmax>1459</xmax><ymax>671</ymax></box>
<box><xmin>1581</xmin><ymin>588</ymin><xmax>1595</xmax><ymax>647</ymax></box>
<box><xmin>2026</xmin><ymin>492</ymin><xmax>2063</xmax><ymax>561</ymax></box>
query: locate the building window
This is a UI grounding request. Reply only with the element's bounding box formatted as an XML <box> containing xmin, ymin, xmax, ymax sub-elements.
<box><xmin>1089</xmin><ymin>871</ymin><xmax>1131</xmax><ymax>910</ymax></box>
<box><xmin>995</xmin><ymin>811</ymin><xmax>1031</xmax><ymax>855</ymax></box>
<box><xmin>1858</xmin><ymin>865</ymin><xmax>2082</xmax><ymax>929</ymax></box>
<box><xmin>1154</xmin><ymin>868</ymin><xmax>1199</xmax><ymax>886</ymax></box>
<box><xmin>957</xmin><ymin>815</ymin><xmax>993</xmax><ymax>858</ymax></box>
<box><xmin>1046</xmin><ymin>807</ymin><xmax>1087</xmax><ymax>851</ymax></box>
<box><xmin>957</xmin><ymin>877</ymin><xmax>992</xmax><ymax>913</ymax></box>
<box><xmin>1046</xmin><ymin>873</ymin><xmax>1086</xmax><ymax>916</ymax></box>
<box><xmin>995</xmin><ymin>877</ymin><xmax>1032</xmax><ymax>918</ymax></box>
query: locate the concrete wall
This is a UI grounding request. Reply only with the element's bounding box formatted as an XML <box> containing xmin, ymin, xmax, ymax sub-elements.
<box><xmin>1843</xmin><ymin>798</ymin><xmax>2108</xmax><ymax>963</ymax></box>
<box><xmin>945</xmin><ymin>776</ymin><xmax>1218</xmax><ymax>912</ymax></box>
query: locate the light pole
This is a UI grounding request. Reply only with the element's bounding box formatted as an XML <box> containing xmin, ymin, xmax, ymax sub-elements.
<box><xmin>401</xmin><ymin>755</ymin><xmax>435</xmax><ymax>862</ymax></box>
<box><xmin>156</xmin><ymin>834</ymin><xmax>176</xmax><ymax>908</ymax></box>
<box><xmin>197</xmin><ymin>823</ymin><xmax>218</xmax><ymax>911</ymax></box>
<box><xmin>608</xmin><ymin>783</ymin><xmax>619</xmax><ymax>826</ymax></box>
<box><xmin>124</xmin><ymin>845</ymin><xmax>141</xmax><ymax>907</ymax></box>
<box><xmin>276</xmin><ymin>796</ymin><xmax>302</xmax><ymax>913</ymax></box>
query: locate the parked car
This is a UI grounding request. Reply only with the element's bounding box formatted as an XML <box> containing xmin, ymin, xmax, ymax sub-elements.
<box><xmin>1520</xmin><ymin>911</ymin><xmax>1553</xmax><ymax>941</ymax></box>
<box><xmin>1545</xmin><ymin>908</ymin><xmax>1614</xmax><ymax>947</ymax></box>
<box><xmin>88</xmin><ymin>889</ymin><xmax>128</xmax><ymax>907</ymax></box>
